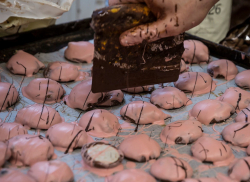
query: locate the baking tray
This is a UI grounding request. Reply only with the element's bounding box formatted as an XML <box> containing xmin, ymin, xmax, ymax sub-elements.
<box><xmin>0</xmin><ymin>19</ymin><xmax>250</xmax><ymax>182</ymax></box>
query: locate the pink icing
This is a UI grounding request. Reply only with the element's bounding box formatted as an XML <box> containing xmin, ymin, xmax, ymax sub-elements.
<box><xmin>247</xmin><ymin>144</ymin><xmax>250</xmax><ymax>156</ymax></box>
<box><xmin>0</xmin><ymin>122</ymin><xmax>27</xmax><ymax>142</ymax></box>
<box><xmin>180</xmin><ymin>59</ymin><xmax>187</xmax><ymax>73</ymax></box>
<box><xmin>6</xmin><ymin>50</ymin><xmax>45</xmax><ymax>77</ymax></box>
<box><xmin>120</xmin><ymin>101</ymin><xmax>171</xmax><ymax>126</ymax></box>
<box><xmin>0</xmin><ymin>169</ymin><xmax>35</xmax><ymax>182</ymax></box>
<box><xmin>63</xmin><ymin>79</ymin><xmax>102</xmax><ymax>110</ymax></box>
<box><xmin>150</xmin><ymin>156</ymin><xmax>193</xmax><ymax>181</ymax></box>
<box><xmin>28</xmin><ymin>161</ymin><xmax>74</xmax><ymax>182</ymax></box>
<box><xmin>125</xmin><ymin>161</ymin><xmax>136</xmax><ymax>169</ymax></box>
<box><xmin>81</xmin><ymin>160</ymin><xmax>124</xmax><ymax>177</ymax></box>
<box><xmin>215</xmin><ymin>173</ymin><xmax>236</xmax><ymax>182</ymax></box>
<box><xmin>105</xmin><ymin>169</ymin><xmax>156</xmax><ymax>182</ymax></box>
<box><xmin>242</xmin><ymin>53</ymin><xmax>246</xmax><ymax>60</ymax></box>
<box><xmin>188</xmin><ymin>99</ymin><xmax>235</xmax><ymax>125</ymax></box>
<box><xmin>96</xmin><ymin>90</ymin><xmax>124</xmax><ymax>107</ymax></box>
<box><xmin>182</xmin><ymin>40</ymin><xmax>209</xmax><ymax>64</ymax></box>
<box><xmin>44</xmin><ymin>61</ymin><xmax>88</xmax><ymax>82</ymax></box>
<box><xmin>228</xmin><ymin>157</ymin><xmax>250</xmax><ymax>181</ymax></box>
<box><xmin>174</xmin><ymin>72</ymin><xmax>217</xmax><ymax>95</ymax></box>
<box><xmin>7</xmin><ymin>134</ymin><xmax>57</xmax><ymax>167</ymax></box>
<box><xmin>119</xmin><ymin>134</ymin><xmax>161</xmax><ymax>162</ymax></box>
<box><xmin>120</xmin><ymin>122</ymin><xmax>134</xmax><ymax>129</ymax></box>
<box><xmin>207</xmin><ymin>59</ymin><xmax>238</xmax><ymax>81</ymax></box>
<box><xmin>15</xmin><ymin>104</ymin><xmax>64</xmax><ymax>129</ymax></box>
<box><xmin>122</xmin><ymin>85</ymin><xmax>154</xmax><ymax>93</ymax></box>
<box><xmin>0</xmin><ymin>141</ymin><xmax>11</xmax><ymax>167</ymax></box>
<box><xmin>0</xmin><ymin>82</ymin><xmax>19</xmax><ymax>112</ymax></box>
<box><xmin>235</xmin><ymin>70</ymin><xmax>250</xmax><ymax>88</ymax></box>
<box><xmin>216</xmin><ymin>87</ymin><xmax>250</xmax><ymax>113</ymax></box>
<box><xmin>160</xmin><ymin>119</ymin><xmax>203</xmax><ymax>145</ymax></box>
<box><xmin>191</xmin><ymin>136</ymin><xmax>235</xmax><ymax>166</ymax></box>
<box><xmin>64</xmin><ymin>41</ymin><xmax>94</xmax><ymax>63</ymax></box>
<box><xmin>235</xmin><ymin>105</ymin><xmax>250</xmax><ymax>123</ymax></box>
<box><xmin>78</xmin><ymin>109</ymin><xmax>121</xmax><ymax>138</ymax></box>
<box><xmin>22</xmin><ymin>78</ymin><xmax>65</xmax><ymax>104</ymax></box>
<box><xmin>150</xmin><ymin>87</ymin><xmax>192</xmax><ymax>109</ymax></box>
<box><xmin>184</xmin><ymin>174</ymin><xmax>236</xmax><ymax>182</ymax></box>
<box><xmin>183</xmin><ymin>178</ymin><xmax>219</xmax><ymax>182</ymax></box>
<box><xmin>222</xmin><ymin>122</ymin><xmax>250</xmax><ymax>147</ymax></box>
<box><xmin>46</xmin><ymin>122</ymin><xmax>89</xmax><ymax>153</ymax></box>
<box><xmin>64</xmin><ymin>79</ymin><xmax>124</xmax><ymax>110</ymax></box>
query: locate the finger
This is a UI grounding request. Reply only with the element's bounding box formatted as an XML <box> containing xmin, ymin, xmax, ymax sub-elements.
<box><xmin>120</xmin><ymin>15</ymin><xmax>186</xmax><ymax>46</ymax></box>
<box><xmin>119</xmin><ymin>21</ymin><xmax>162</xmax><ymax>46</ymax></box>
<box><xmin>119</xmin><ymin>19</ymin><xmax>167</xmax><ymax>46</ymax></box>
<box><xmin>109</xmin><ymin>0</ymin><xmax>144</xmax><ymax>6</ymax></box>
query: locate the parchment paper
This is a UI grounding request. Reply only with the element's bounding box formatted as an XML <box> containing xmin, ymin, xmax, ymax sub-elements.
<box><xmin>0</xmin><ymin>41</ymin><xmax>248</xmax><ymax>181</ymax></box>
<box><xmin>0</xmin><ymin>0</ymin><xmax>74</xmax><ymax>23</ymax></box>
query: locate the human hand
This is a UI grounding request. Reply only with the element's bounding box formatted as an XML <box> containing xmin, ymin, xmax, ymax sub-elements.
<box><xmin>109</xmin><ymin>0</ymin><xmax>219</xmax><ymax>46</ymax></box>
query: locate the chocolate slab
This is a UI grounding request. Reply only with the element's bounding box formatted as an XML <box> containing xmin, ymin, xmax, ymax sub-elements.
<box><xmin>91</xmin><ymin>4</ymin><xmax>184</xmax><ymax>93</ymax></box>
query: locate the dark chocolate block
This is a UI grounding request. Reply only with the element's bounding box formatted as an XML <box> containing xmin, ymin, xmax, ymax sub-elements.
<box><xmin>91</xmin><ymin>4</ymin><xmax>184</xmax><ymax>93</ymax></box>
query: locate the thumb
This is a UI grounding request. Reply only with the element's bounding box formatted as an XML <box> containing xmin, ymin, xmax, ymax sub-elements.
<box><xmin>109</xmin><ymin>0</ymin><xmax>144</xmax><ymax>6</ymax></box>
<box><xmin>119</xmin><ymin>19</ymin><xmax>167</xmax><ymax>46</ymax></box>
<box><xmin>120</xmin><ymin>16</ymin><xmax>184</xmax><ymax>46</ymax></box>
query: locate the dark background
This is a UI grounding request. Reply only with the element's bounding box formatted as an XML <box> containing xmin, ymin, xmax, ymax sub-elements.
<box><xmin>231</xmin><ymin>0</ymin><xmax>250</xmax><ymax>28</ymax></box>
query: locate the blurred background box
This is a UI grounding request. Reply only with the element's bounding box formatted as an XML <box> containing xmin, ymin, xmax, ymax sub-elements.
<box><xmin>56</xmin><ymin>0</ymin><xmax>106</xmax><ymax>24</ymax></box>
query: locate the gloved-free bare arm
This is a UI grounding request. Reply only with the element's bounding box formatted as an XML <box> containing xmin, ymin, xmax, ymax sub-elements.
<box><xmin>109</xmin><ymin>0</ymin><xmax>219</xmax><ymax>46</ymax></box>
